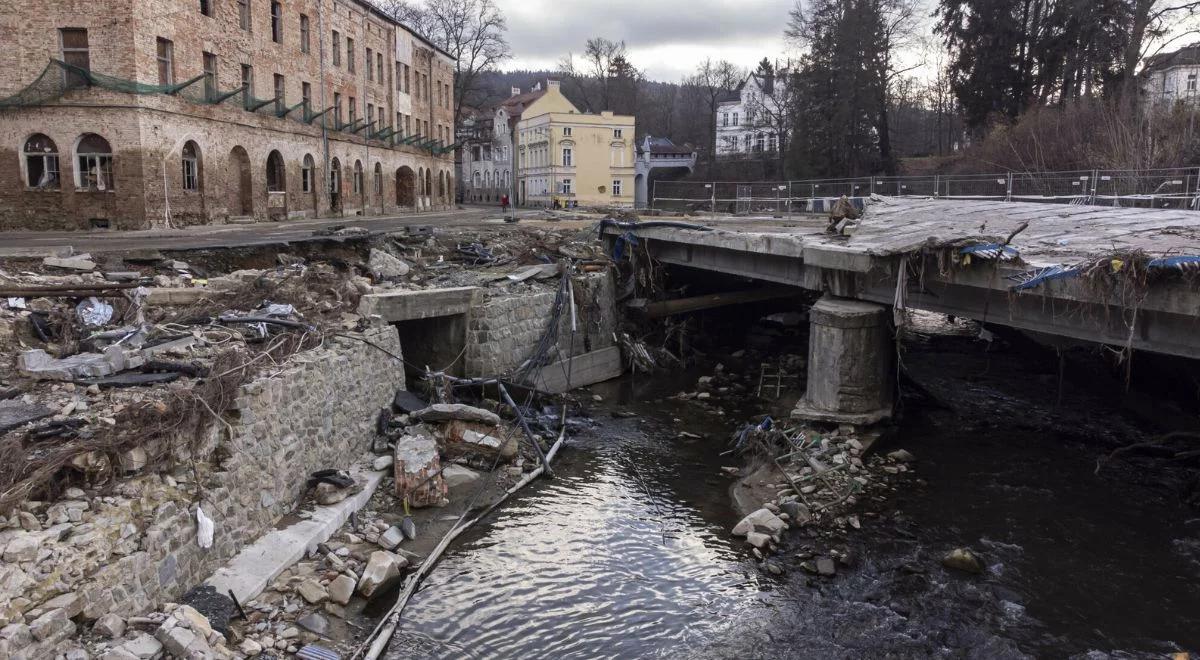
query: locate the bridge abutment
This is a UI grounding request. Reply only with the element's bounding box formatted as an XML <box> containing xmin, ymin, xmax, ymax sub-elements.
<box><xmin>793</xmin><ymin>295</ymin><xmax>894</xmax><ymax>425</ymax></box>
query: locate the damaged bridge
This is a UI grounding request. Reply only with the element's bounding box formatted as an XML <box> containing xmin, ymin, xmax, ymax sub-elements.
<box><xmin>606</xmin><ymin>198</ymin><xmax>1200</xmax><ymax>423</ymax></box>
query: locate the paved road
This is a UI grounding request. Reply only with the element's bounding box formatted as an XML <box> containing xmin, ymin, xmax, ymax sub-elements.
<box><xmin>0</xmin><ymin>206</ymin><xmax>554</xmax><ymax>256</ymax></box>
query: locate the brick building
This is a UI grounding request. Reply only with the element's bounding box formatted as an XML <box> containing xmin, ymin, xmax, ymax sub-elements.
<box><xmin>0</xmin><ymin>0</ymin><xmax>457</xmax><ymax>231</ymax></box>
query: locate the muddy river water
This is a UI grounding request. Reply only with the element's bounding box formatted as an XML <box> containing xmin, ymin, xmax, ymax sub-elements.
<box><xmin>383</xmin><ymin>327</ymin><xmax>1200</xmax><ymax>659</ymax></box>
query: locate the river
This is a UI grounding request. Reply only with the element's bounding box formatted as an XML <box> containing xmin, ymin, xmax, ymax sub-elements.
<box><xmin>383</xmin><ymin>321</ymin><xmax>1200</xmax><ymax>659</ymax></box>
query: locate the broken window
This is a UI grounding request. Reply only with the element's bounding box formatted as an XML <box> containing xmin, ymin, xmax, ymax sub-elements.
<box><xmin>349</xmin><ymin>97</ymin><xmax>356</xmax><ymax>123</ymax></box>
<box><xmin>353</xmin><ymin>160</ymin><xmax>364</xmax><ymax>194</ymax></box>
<box><xmin>238</xmin><ymin>0</ymin><xmax>251</xmax><ymax>30</ymax></box>
<box><xmin>200</xmin><ymin>0</ymin><xmax>212</xmax><ymax>17</ymax></box>
<box><xmin>347</xmin><ymin>38</ymin><xmax>355</xmax><ymax>74</ymax></box>
<box><xmin>377</xmin><ymin>54</ymin><xmax>384</xmax><ymax>84</ymax></box>
<box><xmin>75</xmin><ymin>133</ymin><xmax>113</xmax><ymax>191</ymax></box>
<box><xmin>329</xmin><ymin>158</ymin><xmax>342</xmax><ymax>193</ymax></box>
<box><xmin>60</xmin><ymin>28</ymin><xmax>90</xmax><ymax>87</ymax></box>
<box><xmin>271</xmin><ymin>2</ymin><xmax>283</xmax><ymax>43</ymax></box>
<box><xmin>300</xmin><ymin>14</ymin><xmax>310</xmax><ymax>53</ymax></box>
<box><xmin>334</xmin><ymin>92</ymin><xmax>342</xmax><ymax>125</ymax></box>
<box><xmin>266</xmin><ymin>150</ymin><xmax>286</xmax><ymax>192</ymax></box>
<box><xmin>374</xmin><ymin>162</ymin><xmax>383</xmax><ymax>196</ymax></box>
<box><xmin>202</xmin><ymin>52</ymin><xmax>217</xmax><ymax>100</ymax></box>
<box><xmin>156</xmin><ymin>38</ymin><xmax>174</xmax><ymax>86</ymax></box>
<box><xmin>23</xmin><ymin>134</ymin><xmax>60</xmax><ymax>190</ymax></box>
<box><xmin>241</xmin><ymin>64</ymin><xmax>254</xmax><ymax>109</ymax></box>
<box><xmin>367</xmin><ymin>48</ymin><xmax>374</xmax><ymax>81</ymax></box>
<box><xmin>302</xmin><ymin>81</ymin><xmax>311</xmax><ymax>110</ymax></box>
<box><xmin>1189</xmin><ymin>74</ymin><xmax>1197</xmax><ymax>92</ymax></box>
<box><xmin>332</xmin><ymin>31</ymin><xmax>341</xmax><ymax>66</ymax></box>
<box><xmin>302</xmin><ymin>154</ymin><xmax>315</xmax><ymax>193</ymax></box>
<box><xmin>182</xmin><ymin>141</ymin><xmax>200</xmax><ymax>190</ymax></box>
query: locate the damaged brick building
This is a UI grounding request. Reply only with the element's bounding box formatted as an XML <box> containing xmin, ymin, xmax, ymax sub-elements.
<box><xmin>0</xmin><ymin>0</ymin><xmax>457</xmax><ymax>231</ymax></box>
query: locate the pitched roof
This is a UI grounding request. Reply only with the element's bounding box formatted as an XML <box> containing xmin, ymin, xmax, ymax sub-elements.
<box><xmin>1145</xmin><ymin>43</ymin><xmax>1200</xmax><ymax>71</ymax></box>
<box><xmin>641</xmin><ymin>136</ymin><xmax>694</xmax><ymax>155</ymax></box>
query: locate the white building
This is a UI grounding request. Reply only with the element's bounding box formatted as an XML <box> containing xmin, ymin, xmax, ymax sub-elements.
<box><xmin>1142</xmin><ymin>44</ymin><xmax>1200</xmax><ymax>107</ymax></box>
<box><xmin>715</xmin><ymin>69</ymin><xmax>792</xmax><ymax>159</ymax></box>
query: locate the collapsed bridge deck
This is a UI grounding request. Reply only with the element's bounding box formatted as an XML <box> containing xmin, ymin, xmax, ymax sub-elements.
<box><xmin>606</xmin><ymin>198</ymin><xmax>1200</xmax><ymax>359</ymax></box>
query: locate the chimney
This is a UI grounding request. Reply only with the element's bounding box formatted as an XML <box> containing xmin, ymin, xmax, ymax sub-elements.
<box><xmin>511</xmin><ymin>87</ymin><xmax>520</xmax><ymax>97</ymax></box>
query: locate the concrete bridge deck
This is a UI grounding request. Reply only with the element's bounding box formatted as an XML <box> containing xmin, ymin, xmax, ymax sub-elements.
<box><xmin>608</xmin><ymin>198</ymin><xmax>1200</xmax><ymax>360</ymax></box>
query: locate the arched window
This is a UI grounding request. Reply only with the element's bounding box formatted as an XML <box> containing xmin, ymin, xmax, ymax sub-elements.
<box><xmin>329</xmin><ymin>158</ymin><xmax>342</xmax><ymax>193</ymax></box>
<box><xmin>266</xmin><ymin>150</ymin><xmax>286</xmax><ymax>192</ymax></box>
<box><xmin>75</xmin><ymin>133</ymin><xmax>113</xmax><ymax>190</ymax></box>
<box><xmin>417</xmin><ymin>167</ymin><xmax>425</xmax><ymax>195</ymax></box>
<box><xmin>373</xmin><ymin>162</ymin><xmax>383</xmax><ymax>196</ymax></box>
<box><xmin>473</xmin><ymin>171</ymin><xmax>481</xmax><ymax>188</ymax></box>
<box><xmin>302</xmin><ymin>154</ymin><xmax>315</xmax><ymax>193</ymax></box>
<box><xmin>23</xmin><ymin>134</ymin><xmax>60</xmax><ymax>189</ymax></box>
<box><xmin>438</xmin><ymin>171</ymin><xmax>446</xmax><ymax>199</ymax></box>
<box><xmin>353</xmin><ymin>160</ymin><xmax>364</xmax><ymax>194</ymax></box>
<box><xmin>424</xmin><ymin>169</ymin><xmax>431</xmax><ymax>197</ymax></box>
<box><xmin>181</xmin><ymin>141</ymin><xmax>200</xmax><ymax>191</ymax></box>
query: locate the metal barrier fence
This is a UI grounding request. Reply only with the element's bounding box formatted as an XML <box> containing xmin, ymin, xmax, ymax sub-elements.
<box><xmin>651</xmin><ymin>168</ymin><xmax>1200</xmax><ymax>215</ymax></box>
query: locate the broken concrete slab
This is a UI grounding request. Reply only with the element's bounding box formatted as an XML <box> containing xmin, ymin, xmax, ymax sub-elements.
<box><xmin>43</xmin><ymin>255</ymin><xmax>96</xmax><ymax>271</ymax></box>
<box><xmin>442</xmin><ymin>465</ymin><xmax>482</xmax><ymax>492</ymax></box>
<box><xmin>411</xmin><ymin>403</ymin><xmax>501</xmax><ymax>426</ymax></box>
<box><xmin>75</xmin><ymin>372</ymin><xmax>181</xmax><ymax>388</ymax></box>
<box><xmin>357</xmin><ymin>551</ymin><xmax>407</xmax><ymax>597</ymax></box>
<box><xmin>443</xmin><ymin>421</ymin><xmax>518</xmax><ymax>461</ymax></box>
<box><xmin>357</xmin><ymin>286</ymin><xmax>478</xmax><ymax>322</ymax></box>
<box><xmin>144</xmin><ymin>287</ymin><xmax>211</xmax><ymax>306</ymax></box>
<box><xmin>529</xmin><ymin>346</ymin><xmax>625</xmax><ymax>394</ymax></box>
<box><xmin>206</xmin><ymin>469</ymin><xmax>386</xmax><ymax>604</ymax></box>
<box><xmin>0</xmin><ymin>400</ymin><xmax>55</xmax><ymax>433</ymax></box>
<box><xmin>18</xmin><ymin>346</ymin><xmax>144</xmax><ymax>381</ymax></box>
<box><xmin>391</xmin><ymin>389</ymin><xmax>427</xmax><ymax>414</ymax></box>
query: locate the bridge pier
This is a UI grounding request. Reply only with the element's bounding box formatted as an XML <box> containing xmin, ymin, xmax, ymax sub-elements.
<box><xmin>793</xmin><ymin>296</ymin><xmax>894</xmax><ymax>425</ymax></box>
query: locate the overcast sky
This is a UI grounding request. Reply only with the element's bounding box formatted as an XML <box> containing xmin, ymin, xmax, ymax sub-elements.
<box><xmin>494</xmin><ymin>0</ymin><xmax>796</xmax><ymax>83</ymax></box>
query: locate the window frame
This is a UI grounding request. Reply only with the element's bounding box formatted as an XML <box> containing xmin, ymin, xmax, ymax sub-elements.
<box><xmin>332</xmin><ymin>31</ymin><xmax>341</xmax><ymax>66</ymax></box>
<box><xmin>613</xmin><ymin>128</ymin><xmax>623</xmax><ymax>139</ymax></box>
<box><xmin>302</xmin><ymin>155</ymin><xmax>315</xmax><ymax>193</ymax></box>
<box><xmin>266</xmin><ymin>150</ymin><xmax>286</xmax><ymax>193</ymax></box>
<box><xmin>59</xmin><ymin>28</ymin><xmax>90</xmax><ymax>87</ymax></box>
<box><xmin>238</xmin><ymin>0</ymin><xmax>251</xmax><ymax>30</ymax></box>
<box><xmin>202</xmin><ymin>52</ymin><xmax>218</xmax><ymax>100</ymax></box>
<box><xmin>300</xmin><ymin>14</ymin><xmax>310</xmax><ymax>53</ymax></box>
<box><xmin>200</xmin><ymin>0</ymin><xmax>213</xmax><ymax>17</ymax></box>
<box><xmin>612</xmin><ymin>179</ymin><xmax>622</xmax><ymax>196</ymax></box>
<box><xmin>347</xmin><ymin>38</ymin><xmax>355</xmax><ymax>74</ymax></box>
<box><xmin>181</xmin><ymin>141</ymin><xmax>200</xmax><ymax>191</ymax></box>
<box><xmin>156</xmin><ymin>37</ymin><xmax>175</xmax><ymax>86</ymax></box>
<box><xmin>561</xmin><ymin>178</ymin><xmax>572</xmax><ymax>195</ymax></box>
<box><xmin>75</xmin><ymin>134</ymin><xmax>114</xmax><ymax>192</ymax></box>
<box><xmin>270</xmin><ymin>2</ymin><xmax>283</xmax><ymax>43</ymax></box>
<box><xmin>23</xmin><ymin>134</ymin><xmax>61</xmax><ymax>191</ymax></box>
<box><xmin>366</xmin><ymin>48</ymin><xmax>374</xmax><ymax>81</ymax></box>
<box><xmin>562</xmin><ymin>147</ymin><xmax>572</xmax><ymax>167</ymax></box>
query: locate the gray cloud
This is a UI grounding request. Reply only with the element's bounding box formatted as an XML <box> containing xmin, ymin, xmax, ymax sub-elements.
<box><xmin>496</xmin><ymin>0</ymin><xmax>792</xmax><ymax>78</ymax></box>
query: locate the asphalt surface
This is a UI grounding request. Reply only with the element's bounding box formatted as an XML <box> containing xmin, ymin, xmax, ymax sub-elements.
<box><xmin>0</xmin><ymin>206</ymin><xmax>545</xmax><ymax>256</ymax></box>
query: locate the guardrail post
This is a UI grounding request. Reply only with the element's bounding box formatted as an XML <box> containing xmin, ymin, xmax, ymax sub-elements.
<box><xmin>787</xmin><ymin>181</ymin><xmax>793</xmax><ymax>220</ymax></box>
<box><xmin>1090</xmin><ymin>169</ymin><xmax>1099</xmax><ymax>204</ymax></box>
<box><xmin>1006</xmin><ymin>172</ymin><xmax>1013</xmax><ymax>202</ymax></box>
<box><xmin>710</xmin><ymin>182</ymin><xmax>716</xmax><ymax>218</ymax></box>
<box><xmin>869</xmin><ymin>177</ymin><xmax>876</xmax><ymax>196</ymax></box>
<box><xmin>934</xmin><ymin>174</ymin><xmax>940</xmax><ymax>198</ymax></box>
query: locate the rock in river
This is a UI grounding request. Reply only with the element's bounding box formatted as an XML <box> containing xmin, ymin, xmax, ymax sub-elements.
<box><xmin>942</xmin><ymin>547</ymin><xmax>985</xmax><ymax>574</ymax></box>
<box><xmin>732</xmin><ymin>508</ymin><xmax>787</xmax><ymax>537</ymax></box>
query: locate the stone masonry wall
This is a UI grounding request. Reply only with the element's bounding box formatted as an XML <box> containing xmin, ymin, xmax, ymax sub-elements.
<box><xmin>0</xmin><ymin>323</ymin><xmax>404</xmax><ymax>658</ymax></box>
<box><xmin>463</xmin><ymin>272</ymin><xmax>616</xmax><ymax>378</ymax></box>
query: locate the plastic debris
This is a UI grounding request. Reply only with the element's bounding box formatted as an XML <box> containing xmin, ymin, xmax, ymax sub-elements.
<box><xmin>1008</xmin><ymin>264</ymin><xmax>1083</xmax><ymax>292</ymax></box>
<box><xmin>5</xmin><ymin>297</ymin><xmax>26</xmax><ymax>309</ymax></box>
<box><xmin>959</xmin><ymin>243</ymin><xmax>1019</xmax><ymax>261</ymax></box>
<box><xmin>196</xmin><ymin>506</ymin><xmax>214</xmax><ymax>549</ymax></box>
<box><xmin>1147</xmin><ymin>255</ymin><xmax>1200</xmax><ymax>271</ymax></box>
<box><xmin>76</xmin><ymin>297</ymin><xmax>114</xmax><ymax>327</ymax></box>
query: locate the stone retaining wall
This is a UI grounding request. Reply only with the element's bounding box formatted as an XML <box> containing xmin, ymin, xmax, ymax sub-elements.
<box><xmin>463</xmin><ymin>272</ymin><xmax>617</xmax><ymax>378</ymax></box>
<box><xmin>0</xmin><ymin>323</ymin><xmax>404</xmax><ymax>658</ymax></box>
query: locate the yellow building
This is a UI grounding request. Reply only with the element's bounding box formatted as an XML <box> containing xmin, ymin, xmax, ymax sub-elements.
<box><xmin>514</xmin><ymin>81</ymin><xmax>636</xmax><ymax>207</ymax></box>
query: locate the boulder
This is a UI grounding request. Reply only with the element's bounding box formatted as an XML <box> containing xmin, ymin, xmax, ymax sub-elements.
<box><xmin>239</xmin><ymin>638</ymin><xmax>263</xmax><ymax>657</ymax></box>
<box><xmin>372</xmin><ymin>455</ymin><xmax>393</xmax><ymax>471</ymax></box>
<box><xmin>42</xmin><ymin>592</ymin><xmax>82</xmax><ymax>619</ymax></box>
<box><xmin>327</xmin><ymin>575</ymin><xmax>356</xmax><ymax>605</ymax></box>
<box><xmin>295</xmin><ymin>579</ymin><xmax>328</xmax><ymax>605</ymax></box>
<box><xmin>315</xmin><ymin>482</ymin><xmax>350</xmax><ymax>505</ymax></box>
<box><xmin>442</xmin><ymin>465</ymin><xmax>482</xmax><ymax>492</ymax></box>
<box><xmin>887</xmin><ymin>449</ymin><xmax>915</xmax><ymax>462</ymax></box>
<box><xmin>29</xmin><ymin>608</ymin><xmax>71</xmax><ymax>642</ymax></box>
<box><xmin>296</xmin><ymin>611</ymin><xmax>329</xmax><ymax>636</ymax></box>
<box><xmin>378</xmin><ymin>526</ymin><xmax>405</xmax><ymax>550</ymax></box>
<box><xmin>942</xmin><ymin>547</ymin><xmax>985</xmax><ymax>575</ymax></box>
<box><xmin>93</xmin><ymin>613</ymin><xmax>126</xmax><ymax>639</ymax></box>
<box><xmin>121</xmin><ymin>633</ymin><xmax>163</xmax><ymax>659</ymax></box>
<box><xmin>367</xmin><ymin>249</ymin><xmax>411</xmax><ymax>280</ymax></box>
<box><xmin>411</xmin><ymin>404</ymin><xmax>501</xmax><ymax>426</ymax></box>
<box><xmin>394</xmin><ymin>434</ymin><xmax>446</xmax><ymax>507</ymax></box>
<box><xmin>358</xmin><ymin>551</ymin><xmax>407</xmax><ymax>598</ymax></box>
<box><xmin>779</xmin><ymin>501</ymin><xmax>811</xmax><ymax>526</ymax></box>
<box><xmin>732</xmin><ymin>508</ymin><xmax>787</xmax><ymax>537</ymax></box>
<box><xmin>2</xmin><ymin>532</ymin><xmax>42</xmax><ymax>562</ymax></box>
<box><xmin>815</xmin><ymin>557</ymin><xmax>837</xmax><ymax>576</ymax></box>
<box><xmin>745</xmin><ymin>532</ymin><xmax>771</xmax><ymax>549</ymax></box>
<box><xmin>155</xmin><ymin>624</ymin><xmax>209</xmax><ymax>659</ymax></box>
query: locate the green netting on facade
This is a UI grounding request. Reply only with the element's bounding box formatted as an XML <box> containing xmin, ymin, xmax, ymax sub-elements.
<box><xmin>0</xmin><ymin>59</ymin><xmax>450</xmax><ymax>153</ymax></box>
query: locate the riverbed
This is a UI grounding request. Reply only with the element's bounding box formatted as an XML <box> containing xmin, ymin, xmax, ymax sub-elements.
<box><xmin>382</xmin><ymin>322</ymin><xmax>1200</xmax><ymax>659</ymax></box>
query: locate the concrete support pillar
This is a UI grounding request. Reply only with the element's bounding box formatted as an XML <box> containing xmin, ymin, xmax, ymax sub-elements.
<box><xmin>792</xmin><ymin>295</ymin><xmax>894</xmax><ymax>425</ymax></box>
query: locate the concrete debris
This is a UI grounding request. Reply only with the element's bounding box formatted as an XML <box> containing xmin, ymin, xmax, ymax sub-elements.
<box><xmin>43</xmin><ymin>255</ymin><xmax>97</xmax><ymax>271</ymax></box>
<box><xmin>18</xmin><ymin>346</ymin><xmax>143</xmax><ymax>381</ymax></box>
<box><xmin>442</xmin><ymin>464</ymin><xmax>482</xmax><ymax>491</ymax></box>
<box><xmin>394</xmin><ymin>433</ymin><xmax>446</xmax><ymax>507</ymax></box>
<box><xmin>443</xmin><ymin>420</ymin><xmax>519</xmax><ymax>461</ymax></box>
<box><xmin>93</xmin><ymin>613</ymin><xmax>126</xmax><ymax>639</ymax></box>
<box><xmin>367</xmin><ymin>249</ymin><xmax>411</xmax><ymax>280</ymax></box>
<box><xmin>411</xmin><ymin>403</ymin><xmax>502</xmax><ymax>426</ymax></box>
<box><xmin>732</xmin><ymin>508</ymin><xmax>787</xmax><ymax>537</ymax></box>
<box><xmin>0</xmin><ymin>399</ymin><xmax>55</xmax><ymax>433</ymax></box>
<box><xmin>326</xmin><ymin>575</ymin><xmax>356</xmax><ymax>605</ymax></box>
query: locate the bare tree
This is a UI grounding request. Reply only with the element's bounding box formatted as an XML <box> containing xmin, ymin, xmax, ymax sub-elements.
<box><xmin>1121</xmin><ymin>0</ymin><xmax>1200</xmax><ymax>102</ymax></box>
<box><xmin>375</xmin><ymin>0</ymin><xmax>511</xmax><ymax>127</ymax></box>
<box><xmin>557</xmin><ymin>38</ymin><xmax>644</xmax><ymax>114</ymax></box>
<box><xmin>684</xmin><ymin>58</ymin><xmax>742</xmax><ymax>172</ymax></box>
